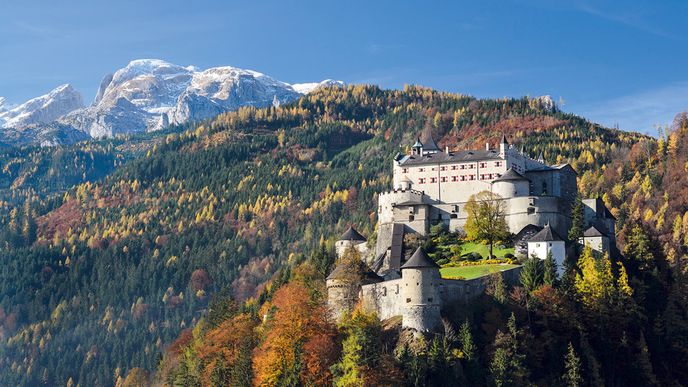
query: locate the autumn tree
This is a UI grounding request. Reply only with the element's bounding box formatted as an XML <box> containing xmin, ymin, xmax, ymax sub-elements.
<box><xmin>464</xmin><ymin>191</ymin><xmax>510</xmax><ymax>258</ymax></box>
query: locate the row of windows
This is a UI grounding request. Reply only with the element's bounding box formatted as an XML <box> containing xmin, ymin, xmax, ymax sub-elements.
<box><xmin>403</xmin><ymin>161</ymin><xmax>502</xmax><ymax>174</ymax></box>
<box><xmin>417</xmin><ymin>174</ymin><xmax>497</xmax><ymax>184</ymax></box>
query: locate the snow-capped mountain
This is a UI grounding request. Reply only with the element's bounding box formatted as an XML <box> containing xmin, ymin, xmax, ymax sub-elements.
<box><xmin>61</xmin><ymin>59</ymin><xmax>323</xmax><ymax>138</ymax></box>
<box><xmin>291</xmin><ymin>79</ymin><xmax>345</xmax><ymax>94</ymax></box>
<box><xmin>0</xmin><ymin>84</ymin><xmax>84</xmax><ymax>129</ymax></box>
<box><xmin>1</xmin><ymin>59</ymin><xmax>342</xmax><ymax>145</ymax></box>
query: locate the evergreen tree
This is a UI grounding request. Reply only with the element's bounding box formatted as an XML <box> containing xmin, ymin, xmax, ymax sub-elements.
<box><xmin>209</xmin><ymin>357</ymin><xmax>229</xmax><ymax>387</ymax></box>
<box><xmin>563</xmin><ymin>342</ymin><xmax>582</xmax><ymax>387</ymax></box>
<box><xmin>490</xmin><ymin>313</ymin><xmax>529</xmax><ymax>386</ymax></box>
<box><xmin>520</xmin><ymin>256</ymin><xmax>544</xmax><ymax>292</ymax></box>
<box><xmin>568</xmin><ymin>196</ymin><xmax>584</xmax><ymax>242</ymax></box>
<box><xmin>459</xmin><ymin>319</ymin><xmax>477</xmax><ymax>362</ymax></box>
<box><xmin>544</xmin><ymin>250</ymin><xmax>558</xmax><ymax>286</ymax></box>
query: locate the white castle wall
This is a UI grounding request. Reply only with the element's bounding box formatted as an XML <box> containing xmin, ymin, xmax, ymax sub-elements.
<box><xmin>528</xmin><ymin>240</ymin><xmax>566</xmax><ymax>276</ymax></box>
<box><xmin>580</xmin><ymin>235</ymin><xmax>610</xmax><ymax>255</ymax></box>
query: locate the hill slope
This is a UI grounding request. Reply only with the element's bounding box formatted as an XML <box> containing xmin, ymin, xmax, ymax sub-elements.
<box><xmin>0</xmin><ymin>85</ymin><xmax>653</xmax><ymax>385</ymax></box>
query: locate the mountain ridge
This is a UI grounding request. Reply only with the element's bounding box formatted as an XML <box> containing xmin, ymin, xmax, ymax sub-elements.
<box><xmin>0</xmin><ymin>59</ymin><xmax>343</xmax><ymax>145</ymax></box>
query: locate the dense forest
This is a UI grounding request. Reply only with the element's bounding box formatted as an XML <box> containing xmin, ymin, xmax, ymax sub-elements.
<box><xmin>0</xmin><ymin>85</ymin><xmax>685</xmax><ymax>386</ymax></box>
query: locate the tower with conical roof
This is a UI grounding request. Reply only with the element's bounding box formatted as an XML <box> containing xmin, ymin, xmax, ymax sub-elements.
<box><xmin>527</xmin><ymin>222</ymin><xmax>566</xmax><ymax>276</ymax></box>
<box><xmin>401</xmin><ymin>247</ymin><xmax>442</xmax><ymax>332</ymax></box>
<box><xmin>335</xmin><ymin>225</ymin><xmax>369</xmax><ymax>259</ymax></box>
<box><xmin>499</xmin><ymin>134</ymin><xmax>509</xmax><ymax>157</ymax></box>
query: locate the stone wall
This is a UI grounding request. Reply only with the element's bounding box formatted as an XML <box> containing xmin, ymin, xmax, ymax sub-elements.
<box><xmin>360</xmin><ymin>278</ymin><xmax>404</xmax><ymax>320</ymax></box>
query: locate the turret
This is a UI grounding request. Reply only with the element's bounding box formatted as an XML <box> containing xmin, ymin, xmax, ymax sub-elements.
<box><xmin>499</xmin><ymin>134</ymin><xmax>508</xmax><ymax>157</ymax></box>
<box><xmin>335</xmin><ymin>225</ymin><xmax>368</xmax><ymax>258</ymax></box>
<box><xmin>419</xmin><ymin>129</ymin><xmax>440</xmax><ymax>155</ymax></box>
<box><xmin>491</xmin><ymin>167</ymin><xmax>529</xmax><ymax>198</ymax></box>
<box><xmin>411</xmin><ymin>138</ymin><xmax>423</xmax><ymax>156</ymax></box>
<box><xmin>401</xmin><ymin>247</ymin><xmax>442</xmax><ymax>333</ymax></box>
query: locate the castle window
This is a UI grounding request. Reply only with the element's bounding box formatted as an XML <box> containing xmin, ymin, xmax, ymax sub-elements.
<box><xmin>440</xmin><ymin>166</ymin><xmax>446</xmax><ymax>171</ymax></box>
<box><xmin>430</xmin><ymin>177</ymin><xmax>437</xmax><ymax>183</ymax></box>
<box><xmin>406</xmin><ymin>298</ymin><xmax>411</xmax><ymax>303</ymax></box>
<box><xmin>382</xmin><ymin>287</ymin><xmax>387</xmax><ymax>296</ymax></box>
<box><xmin>418</xmin><ymin>178</ymin><xmax>426</xmax><ymax>184</ymax></box>
<box><xmin>450</xmin><ymin>213</ymin><xmax>458</xmax><ymax>219</ymax></box>
<box><xmin>451</xmin><ymin>176</ymin><xmax>458</xmax><ymax>182</ymax></box>
<box><xmin>427</xmin><ymin>297</ymin><xmax>433</xmax><ymax>302</ymax></box>
<box><xmin>469</xmin><ymin>175</ymin><xmax>475</xmax><ymax>180</ymax></box>
<box><xmin>440</xmin><ymin>177</ymin><xmax>447</xmax><ymax>182</ymax></box>
<box><xmin>402</xmin><ymin>168</ymin><xmax>408</xmax><ymax>173</ymax></box>
<box><xmin>419</xmin><ymin>168</ymin><xmax>425</xmax><ymax>172</ymax></box>
<box><xmin>528</xmin><ymin>207</ymin><xmax>535</xmax><ymax>215</ymax></box>
<box><xmin>451</xmin><ymin>165</ymin><xmax>458</xmax><ymax>170</ymax></box>
<box><xmin>396</xmin><ymin>285</ymin><xmax>399</xmax><ymax>294</ymax></box>
<box><xmin>479</xmin><ymin>162</ymin><xmax>486</xmax><ymax>168</ymax></box>
<box><xmin>460</xmin><ymin>164</ymin><xmax>466</xmax><ymax>169</ymax></box>
<box><xmin>469</xmin><ymin>164</ymin><xmax>474</xmax><ymax>169</ymax></box>
<box><xmin>495</xmin><ymin>161</ymin><xmax>502</xmax><ymax>167</ymax></box>
<box><xmin>460</xmin><ymin>176</ymin><xmax>466</xmax><ymax>181</ymax></box>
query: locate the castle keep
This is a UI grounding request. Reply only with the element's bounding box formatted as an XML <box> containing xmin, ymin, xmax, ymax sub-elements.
<box><xmin>327</xmin><ymin>133</ymin><xmax>617</xmax><ymax>332</ymax></box>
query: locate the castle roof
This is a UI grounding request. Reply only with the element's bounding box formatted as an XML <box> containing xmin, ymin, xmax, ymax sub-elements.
<box><xmin>583</xmin><ymin>225</ymin><xmax>608</xmax><ymax>238</ymax></box>
<box><xmin>528</xmin><ymin>223</ymin><xmax>564</xmax><ymax>242</ymax></box>
<box><xmin>340</xmin><ymin>225</ymin><xmax>366</xmax><ymax>242</ymax></box>
<box><xmin>493</xmin><ymin>167</ymin><xmax>529</xmax><ymax>182</ymax></box>
<box><xmin>399</xmin><ymin>148</ymin><xmax>502</xmax><ymax>166</ymax></box>
<box><xmin>401</xmin><ymin>247</ymin><xmax>440</xmax><ymax>269</ymax></box>
<box><xmin>412</xmin><ymin>138</ymin><xmax>423</xmax><ymax>148</ymax></box>
<box><xmin>419</xmin><ymin>130</ymin><xmax>440</xmax><ymax>152</ymax></box>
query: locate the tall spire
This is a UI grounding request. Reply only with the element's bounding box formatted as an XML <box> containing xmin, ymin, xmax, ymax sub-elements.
<box><xmin>419</xmin><ymin>129</ymin><xmax>440</xmax><ymax>153</ymax></box>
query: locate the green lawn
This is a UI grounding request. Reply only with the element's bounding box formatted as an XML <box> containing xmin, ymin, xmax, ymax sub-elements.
<box><xmin>440</xmin><ymin>264</ymin><xmax>520</xmax><ymax>280</ymax></box>
<box><xmin>460</xmin><ymin>242</ymin><xmax>514</xmax><ymax>259</ymax></box>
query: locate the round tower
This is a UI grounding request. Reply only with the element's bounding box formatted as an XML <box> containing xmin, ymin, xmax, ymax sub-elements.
<box><xmin>326</xmin><ymin>256</ymin><xmax>382</xmax><ymax>322</ymax></box>
<box><xmin>492</xmin><ymin>167</ymin><xmax>530</xmax><ymax>198</ymax></box>
<box><xmin>401</xmin><ymin>247</ymin><xmax>442</xmax><ymax>333</ymax></box>
<box><xmin>335</xmin><ymin>225</ymin><xmax>368</xmax><ymax>258</ymax></box>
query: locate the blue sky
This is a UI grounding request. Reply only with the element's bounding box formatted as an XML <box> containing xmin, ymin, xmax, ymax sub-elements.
<box><xmin>0</xmin><ymin>0</ymin><xmax>686</xmax><ymax>134</ymax></box>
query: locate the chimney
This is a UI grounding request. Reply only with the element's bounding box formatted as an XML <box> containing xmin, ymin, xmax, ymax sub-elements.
<box><xmin>445</xmin><ymin>146</ymin><xmax>449</xmax><ymax>153</ymax></box>
<box><xmin>485</xmin><ymin>142</ymin><xmax>490</xmax><ymax>151</ymax></box>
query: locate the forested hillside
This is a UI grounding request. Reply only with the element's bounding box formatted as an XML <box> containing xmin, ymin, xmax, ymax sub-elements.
<box><xmin>1</xmin><ymin>85</ymin><xmax>673</xmax><ymax>386</ymax></box>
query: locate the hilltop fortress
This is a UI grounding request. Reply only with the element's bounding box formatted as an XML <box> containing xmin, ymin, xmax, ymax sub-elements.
<box><xmin>327</xmin><ymin>132</ymin><xmax>617</xmax><ymax>333</ymax></box>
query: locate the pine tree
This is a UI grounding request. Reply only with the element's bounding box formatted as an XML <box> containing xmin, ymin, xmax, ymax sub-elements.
<box><xmin>563</xmin><ymin>342</ymin><xmax>582</xmax><ymax>387</ymax></box>
<box><xmin>490</xmin><ymin>313</ymin><xmax>529</xmax><ymax>386</ymax></box>
<box><xmin>544</xmin><ymin>250</ymin><xmax>558</xmax><ymax>286</ymax></box>
<box><xmin>209</xmin><ymin>358</ymin><xmax>229</xmax><ymax>387</ymax></box>
<box><xmin>520</xmin><ymin>256</ymin><xmax>544</xmax><ymax>292</ymax></box>
<box><xmin>459</xmin><ymin>319</ymin><xmax>477</xmax><ymax>362</ymax></box>
<box><xmin>568</xmin><ymin>196</ymin><xmax>584</xmax><ymax>241</ymax></box>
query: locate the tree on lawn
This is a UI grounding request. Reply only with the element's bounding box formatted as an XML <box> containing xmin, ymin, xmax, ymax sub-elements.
<box><xmin>464</xmin><ymin>191</ymin><xmax>510</xmax><ymax>258</ymax></box>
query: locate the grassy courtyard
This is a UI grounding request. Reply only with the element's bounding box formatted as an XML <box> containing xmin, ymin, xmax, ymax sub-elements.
<box><xmin>459</xmin><ymin>242</ymin><xmax>514</xmax><ymax>259</ymax></box>
<box><xmin>440</xmin><ymin>264</ymin><xmax>520</xmax><ymax>280</ymax></box>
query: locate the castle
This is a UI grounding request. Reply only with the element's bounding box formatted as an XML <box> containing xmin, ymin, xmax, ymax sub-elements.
<box><xmin>327</xmin><ymin>132</ymin><xmax>617</xmax><ymax>332</ymax></box>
